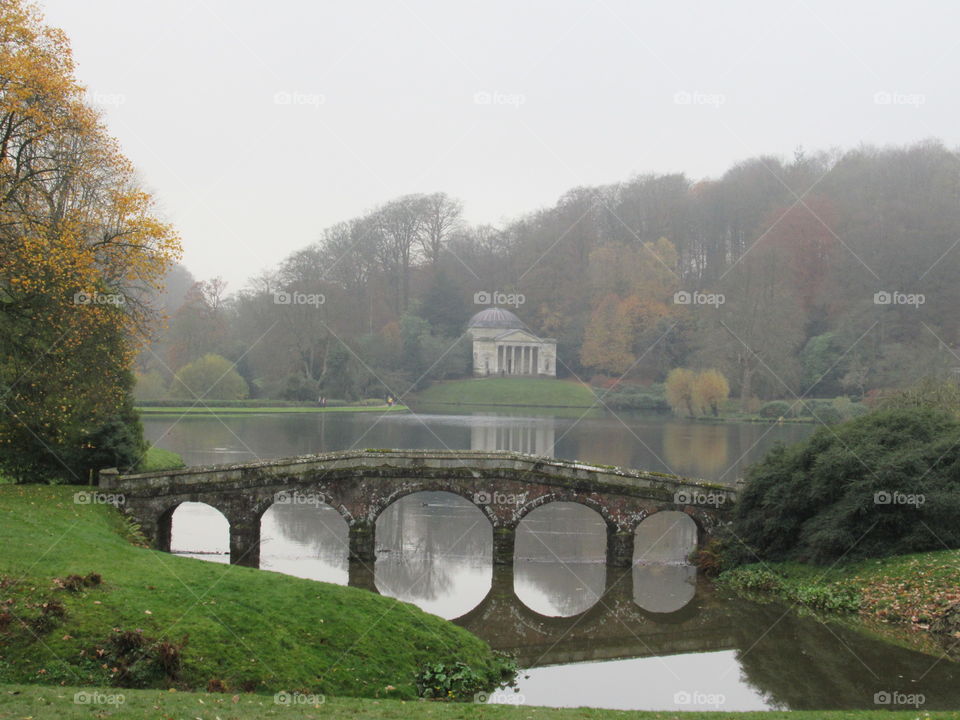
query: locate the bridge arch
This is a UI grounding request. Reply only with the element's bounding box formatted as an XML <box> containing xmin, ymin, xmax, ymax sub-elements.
<box><xmin>370</xmin><ymin>484</ymin><xmax>497</xmax><ymax>527</ymax></box>
<box><xmin>512</xmin><ymin>492</ymin><xmax>618</xmax><ymax>533</ymax></box>
<box><xmin>163</xmin><ymin>501</ymin><xmax>230</xmax><ymax>561</ymax></box>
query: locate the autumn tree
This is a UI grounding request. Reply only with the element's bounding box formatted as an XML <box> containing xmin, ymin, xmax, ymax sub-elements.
<box><xmin>665</xmin><ymin>368</ymin><xmax>697</xmax><ymax>417</ymax></box>
<box><xmin>0</xmin><ymin>1</ymin><xmax>180</xmax><ymax>482</ymax></box>
<box><xmin>692</xmin><ymin>369</ymin><xmax>730</xmax><ymax>416</ymax></box>
<box><xmin>171</xmin><ymin>354</ymin><xmax>248</xmax><ymax>401</ymax></box>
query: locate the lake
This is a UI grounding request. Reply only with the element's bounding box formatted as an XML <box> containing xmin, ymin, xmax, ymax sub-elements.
<box><xmin>142</xmin><ymin>408</ymin><xmax>960</xmax><ymax>711</ymax></box>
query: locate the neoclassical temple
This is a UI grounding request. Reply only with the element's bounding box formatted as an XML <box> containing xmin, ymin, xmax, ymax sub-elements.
<box><xmin>466</xmin><ymin>307</ymin><xmax>557</xmax><ymax>378</ymax></box>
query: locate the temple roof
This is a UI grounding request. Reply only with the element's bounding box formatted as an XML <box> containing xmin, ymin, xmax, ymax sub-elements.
<box><xmin>467</xmin><ymin>306</ymin><xmax>525</xmax><ymax>329</ymax></box>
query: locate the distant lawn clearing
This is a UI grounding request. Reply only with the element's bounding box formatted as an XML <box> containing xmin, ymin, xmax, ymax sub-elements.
<box><xmin>413</xmin><ymin>378</ymin><xmax>596</xmax><ymax>408</ymax></box>
<box><xmin>136</xmin><ymin>404</ymin><xmax>408</xmax><ymax>415</ymax></box>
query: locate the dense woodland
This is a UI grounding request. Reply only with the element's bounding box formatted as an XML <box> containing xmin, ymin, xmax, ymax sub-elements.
<box><xmin>141</xmin><ymin>140</ymin><xmax>960</xmax><ymax>407</ymax></box>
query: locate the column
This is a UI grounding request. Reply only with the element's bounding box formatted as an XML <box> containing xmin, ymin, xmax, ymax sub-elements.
<box><xmin>348</xmin><ymin>522</ymin><xmax>376</xmax><ymax>563</ymax></box>
<box><xmin>229</xmin><ymin>517</ymin><xmax>261</xmax><ymax>568</ymax></box>
<box><xmin>511</xmin><ymin>346</ymin><xmax>517</xmax><ymax>374</ymax></box>
<box><xmin>606</xmin><ymin>525</ymin><xmax>635</xmax><ymax>567</ymax></box>
<box><xmin>522</xmin><ymin>346</ymin><xmax>529</xmax><ymax>374</ymax></box>
<box><xmin>533</xmin><ymin>347</ymin><xmax>539</xmax><ymax>375</ymax></box>
<box><xmin>493</xmin><ymin>527</ymin><xmax>515</xmax><ymax>565</ymax></box>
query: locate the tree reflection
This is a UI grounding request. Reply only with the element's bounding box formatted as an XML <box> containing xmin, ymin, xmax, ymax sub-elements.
<box><xmin>374</xmin><ymin>491</ymin><xmax>492</xmax><ymax>619</ymax></box>
<box><xmin>259</xmin><ymin>502</ymin><xmax>348</xmax><ymax>583</ymax></box>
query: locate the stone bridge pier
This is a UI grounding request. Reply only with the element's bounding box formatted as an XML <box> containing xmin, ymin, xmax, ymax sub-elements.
<box><xmin>101</xmin><ymin>450</ymin><xmax>736</xmax><ymax>569</ymax></box>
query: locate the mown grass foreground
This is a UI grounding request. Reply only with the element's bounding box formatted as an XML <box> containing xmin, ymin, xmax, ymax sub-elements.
<box><xmin>2</xmin><ymin>684</ymin><xmax>959</xmax><ymax>720</ymax></box>
<box><xmin>412</xmin><ymin>378</ymin><xmax>596</xmax><ymax>408</ymax></box>
<box><xmin>0</xmin><ymin>486</ymin><xmax>507</xmax><ymax>698</ymax></box>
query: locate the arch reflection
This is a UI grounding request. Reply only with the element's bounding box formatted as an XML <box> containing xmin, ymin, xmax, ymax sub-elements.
<box><xmin>170</xmin><ymin>502</ymin><xmax>229</xmax><ymax>563</ymax></box>
<box><xmin>260</xmin><ymin>501</ymin><xmax>348</xmax><ymax>584</ymax></box>
<box><xmin>514</xmin><ymin>502</ymin><xmax>606</xmax><ymax>617</ymax></box>
<box><xmin>632</xmin><ymin>564</ymin><xmax>697</xmax><ymax>613</ymax></box>
<box><xmin>374</xmin><ymin>491</ymin><xmax>492</xmax><ymax>619</ymax></box>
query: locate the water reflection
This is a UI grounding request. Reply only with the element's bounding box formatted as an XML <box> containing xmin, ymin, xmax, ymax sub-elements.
<box><xmin>470</xmin><ymin>415</ymin><xmax>556</xmax><ymax>457</ymax></box>
<box><xmin>170</xmin><ymin>502</ymin><xmax>229</xmax><ymax>563</ymax></box>
<box><xmin>142</xmin><ymin>409</ymin><xmax>815</xmax><ymax>485</ymax></box>
<box><xmin>514</xmin><ymin>502</ymin><xmax>607</xmax><ymax>617</ymax></box>
<box><xmin>374</xmin><ymin>491</ymin><xmax>492</xmax><ymax>619</ymax></box>
<box><xmin>260</xmin><ymin>502</ymin><xmax>348</xmax><ymax>584</ymax></box>
<box><xmin>632</xmin><ymin>564</ymin><xmax>698</xmax><ymax>614</ymax></box>
<box><xmin>634</xmin><ymin>511</ymin><xmax>698</xmax><ymax>564</ymax></box>
<box><xmin>167</xmin><ymin>488</ymin><xmax>960</xmax><ymax>712</ymax></box>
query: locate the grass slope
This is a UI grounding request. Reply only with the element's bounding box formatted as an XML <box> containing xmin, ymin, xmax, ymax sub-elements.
<box><xmin>0</xmin><ymin>486</ymin><xmax>506</xmax><ymax>698</ymax></box>
<box><xmin>413</xmin><ymin>378</ymin><xmax>595</xmax><ymax>408</ymax></box>
<box><xmin>136</xmin><ymin>405</ymin><xmax>408</xmax><ymax>415</ymax></box>
<box><xmin>721</xmin><ymin>550</ymin><xmax>960</xmax><ymax>647</ymax></box>
<box><xmin>2</xmin><ymin>684</ymin><xmax>958</xmax><ymax>720</ymax></box>
<box><xmin>137</xmin><ymin>447</ymin><xmax>185</xmax><ymax>472</ymax></box>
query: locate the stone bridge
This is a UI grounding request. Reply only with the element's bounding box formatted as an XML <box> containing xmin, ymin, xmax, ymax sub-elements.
<box><xmin>101</xmin><ymin>449</ymin><xmax>736</xmax><ymax>571</ymax></box>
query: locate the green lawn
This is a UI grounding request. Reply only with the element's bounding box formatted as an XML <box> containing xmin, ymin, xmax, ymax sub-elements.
<box><xmin>137</xmin><ymin>446</ymin><xmax>185</xmax><ymax>472</ymax></box>
<box><xmin>413</xmin><ymin>378</ymin><xmax>596</xmax><ymax>408</ymax></box>
<box><xmin>0</xmin><ymin>486</ymin><xmax>509</xmax><ymax>699</ymax></box>
<box><xmin>135</xmin><ymin>404</ymin><xmax>408</xmax><ymax>415</ymax></box>
<box><xmin>2</xmin><ymin>684</ymin><xmax>957</xmax><ymax>720</ymax></box>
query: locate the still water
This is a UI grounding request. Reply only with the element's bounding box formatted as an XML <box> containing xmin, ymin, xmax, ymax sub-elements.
<box><xmin>143</xmin><ymin>408</ymin><xmax>812</xmax><ymax>484</ymax></box>
<box><xmin>148</xmin><ymin>410</ymin><xmax>960</xmax><ymax>711</ymax></box>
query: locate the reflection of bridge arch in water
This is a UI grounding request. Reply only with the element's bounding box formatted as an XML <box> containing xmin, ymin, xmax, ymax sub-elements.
<box><xmin>514</xmin><ymin>502</ymin><xmax>607</xmax><ymax>617</ymax></box>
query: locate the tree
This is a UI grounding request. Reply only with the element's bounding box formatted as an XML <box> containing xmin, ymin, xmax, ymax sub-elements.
<box><xmin>172</xmin><ymin>354</ymin><xmax>248</xmax><ymax>401</ymax></box>
<box><xmin>665</xmin><ymin>368</ymin><xmax>697</xmax><ymax>417</ymax></box>
<box><xmin>0</xmin><ymin>1</ymin><xmax>180</xmax><ymax>482</ymax></box>
<box><xmin>692</xmin><ymin>369</ymin><xmax>729</xmax><ymax>416</ymax></box>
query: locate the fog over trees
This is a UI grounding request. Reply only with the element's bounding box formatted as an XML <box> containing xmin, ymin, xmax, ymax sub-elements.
<box><xmin>140</xmin><ymin>140</ymin><xmax>960</xmax><ymax>406</ymax></box>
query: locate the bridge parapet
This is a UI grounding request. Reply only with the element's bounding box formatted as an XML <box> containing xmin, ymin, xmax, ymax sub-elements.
<box><xmin>104</xmin><ymin>449</ymin><xmax>736</xmax><ymax>569</ymax></box>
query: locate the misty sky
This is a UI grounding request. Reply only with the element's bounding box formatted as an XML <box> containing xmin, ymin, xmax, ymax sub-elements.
<box><xmin>41</xmin><ymin>0</ymin><xmax>960</xmax><ymax>290</ymax></box>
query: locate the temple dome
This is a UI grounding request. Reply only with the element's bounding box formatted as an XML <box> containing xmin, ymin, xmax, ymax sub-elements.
<box><xmin>467</xmin><ymin>307</ymin><xmax>524</xmax><ymax>329</ymax></box>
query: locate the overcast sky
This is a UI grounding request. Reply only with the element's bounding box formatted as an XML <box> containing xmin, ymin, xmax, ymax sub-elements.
<box><xmin>41</xmin><ymin>0</ymin><xmax>959</xmax><ymax>290</ymax></box>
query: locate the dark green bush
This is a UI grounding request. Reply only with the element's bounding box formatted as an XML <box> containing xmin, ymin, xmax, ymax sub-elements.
<box><xmin>758</xmin><ymin>400</ymin><xmax>793</xmax><ymax>418</ymax></box>
<box><xmin>732</xmin><ymin>407</ymin><xmax>960</xmax><ymax>564</ymax></box>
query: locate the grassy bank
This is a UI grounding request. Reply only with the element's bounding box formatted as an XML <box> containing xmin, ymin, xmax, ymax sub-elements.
<box><xmin>137</xmin><ymin>446</ymin><xmax>185</xmax><ymax>472</ymax></box>
<box><xmin>0</xmin><ymin>486</ymin><xmax>510</xmax><ymax>698</ymax></box>
<box><xmin>2</xmin><ymin>684</ymin><xmax>957</xmax><ymax>720</ymax></box>
<box><xmin>136</xmin><ymin>404</ymin><xmax>408</xmax><ymax>415</ymax></box>
<box><xmin>720</xmin><ymin>550</ymin><xmax>960</xmax><ymax>646</ymax></box>
<box><xmin>412</xmin><ymin>378</ymin><xmax>596</xmax><ymax>408</ymax></box>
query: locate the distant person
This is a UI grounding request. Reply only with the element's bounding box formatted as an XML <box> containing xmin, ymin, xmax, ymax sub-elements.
<box><xmin>321</xmin><ymin>396</ymin><xmax>326</xmax><ymax>408</ymax></box>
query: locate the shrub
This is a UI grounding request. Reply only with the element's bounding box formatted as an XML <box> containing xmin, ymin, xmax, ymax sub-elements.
<box><xmin>732</xmin><ymin>408</ymin><xmax>960</xmax><ymax>564</ymax></box>
<box><xmin>758</xmin><ymin>400</ymin><xmax>792</xmax><ymax>418</ymax></box>
<box><xmin>415</xmin><ymin>656</ymin><xmax>517</xmax><ymax>702</ymax></box>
